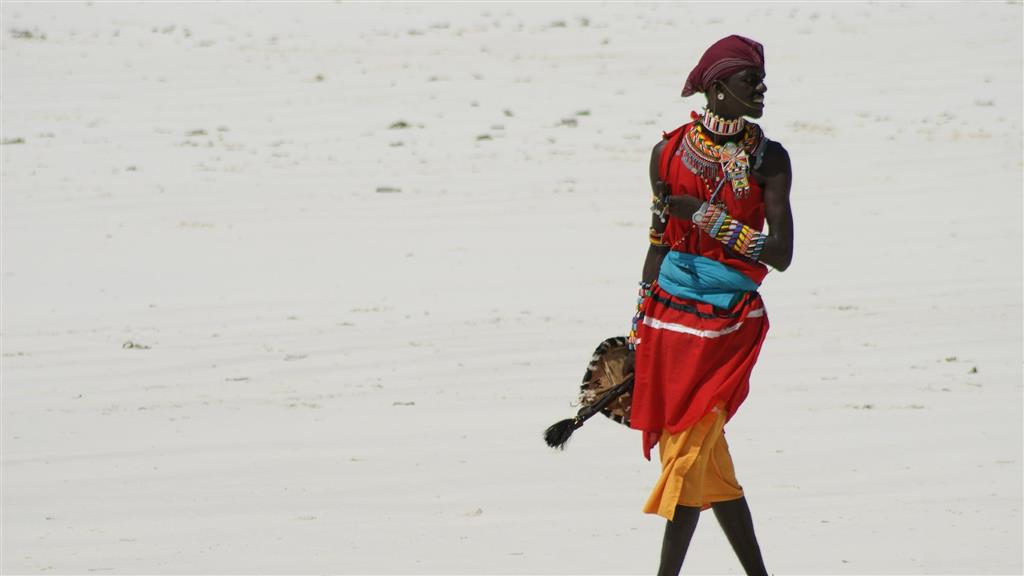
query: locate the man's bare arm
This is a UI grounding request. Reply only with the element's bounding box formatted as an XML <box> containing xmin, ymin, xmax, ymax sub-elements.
<box><xmin>641</xmin><ymin>140</ymin><xmax>670</xmax><ymax>284</ymax></box>
<box><xmin>754</xmin><ymin>141</ymin><xmax>793</xmax><ymax>271</ymax></box>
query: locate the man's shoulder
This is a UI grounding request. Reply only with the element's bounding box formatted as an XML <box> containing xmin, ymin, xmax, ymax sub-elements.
<box><xmin>757</xmin><ymin>138</ymin><xmax>791</xmax><ymax>177</ymax></box>
<box><xmin>763</xmin><ymin>137</ymin><xmax>787</xmax><ymax>154</ymax></box>
<box><xmin>663</xmin><ymin>121</ymin><xmax>697</xmax><ymax>140</ymax></box>
<box><xmin>654</xmin><ymin>122</ymin><xmax>695</xmax><ymax>155</ymax></box>
<box><xmin>763</xmin><ymin>139</ymin><xmax>789</xmax><ymax>162</ymax></box>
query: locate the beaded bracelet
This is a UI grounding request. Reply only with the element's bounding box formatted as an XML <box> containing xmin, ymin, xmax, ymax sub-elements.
<box><xmin>692</xmin><ymin>202</ymin><xmax>767</xmax><ymax>261</ymax></box>
<box><xmin>650</xmin><ymin>195</ymin><xmax>669</xmax><ymax>224</ymax></box>
<box><xmin>649</xmin><ymin>227</ymin><xmax>668</xmax><ymax>247</ymax></box>
<box><xmin>627</xmin><ymin>281</ymin><xmax>653</xmax><ymax>350</ymax></box>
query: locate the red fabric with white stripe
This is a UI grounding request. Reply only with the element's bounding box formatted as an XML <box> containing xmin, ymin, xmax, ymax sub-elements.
<box><xmin>631</xmin><ymin>288</ymin><xmax>768</xmax><ymax>460</ymax></box>
<box><xmin>630</xmin><ymin>120</ymin><xmax>773</xmax><ymax>460</ymax></box>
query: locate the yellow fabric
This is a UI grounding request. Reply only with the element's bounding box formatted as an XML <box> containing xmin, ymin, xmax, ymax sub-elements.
<box><xmin>642</xmin><ymin>403</ymin><xmax>744</xmax><ymax>521</ymax></box>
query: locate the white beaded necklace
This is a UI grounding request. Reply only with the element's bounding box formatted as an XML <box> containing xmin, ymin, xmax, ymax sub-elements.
<box><xmin>701</xmin><ymin>108</ymin><xmax>745</xmax><ymax>136</ymax></box>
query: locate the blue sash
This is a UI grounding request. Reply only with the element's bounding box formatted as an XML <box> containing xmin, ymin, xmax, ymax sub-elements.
<box><xmin>657</xmin><ymin>252</ymin><xmax>759</xmax><ymax>309</ymax></box>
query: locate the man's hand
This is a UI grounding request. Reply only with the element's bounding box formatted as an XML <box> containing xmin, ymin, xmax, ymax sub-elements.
<box><xmin>653</xmin><ymin>179</ymin><xmax>703</xmax><ymax>221</ymax></box>
<box><xmin>667</xmin><ymin>193</ymin><xmax>703</xmax><ymax>220</ymax></box>
<box><xmin>654</xmin><ymin>180</ymin><xmax>671</xmax><ymax>203</ymax></box>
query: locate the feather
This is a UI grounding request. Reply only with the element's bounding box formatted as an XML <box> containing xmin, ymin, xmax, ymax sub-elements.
<box><xmin>543</xmin><ymin>418</ymin><xmax>581</xmax><ymax>450</ymax></box>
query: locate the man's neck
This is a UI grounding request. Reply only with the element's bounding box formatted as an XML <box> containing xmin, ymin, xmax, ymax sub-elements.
<box><xmin>700</xmin><ymin>108</ymin><xmax>746</xmax><ymax>144</ymax></box>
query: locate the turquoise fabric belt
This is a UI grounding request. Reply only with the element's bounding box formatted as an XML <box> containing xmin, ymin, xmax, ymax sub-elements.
<box><xmin>657</xmin><ymin>252</ymin><xmax>759</xmax><ymax>309</ymax></box>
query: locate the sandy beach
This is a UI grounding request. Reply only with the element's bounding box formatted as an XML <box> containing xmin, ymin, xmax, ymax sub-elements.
<box><xmin>2</xmin><ymin>2</ymin><xmax>1021</xmax><ymax>574</ymax></box>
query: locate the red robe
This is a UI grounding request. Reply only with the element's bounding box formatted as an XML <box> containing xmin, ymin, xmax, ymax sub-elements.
<box><xmin>630</xmin><ymin>122</ymin><xmax>770</xmax><ymax>460</ymax></box>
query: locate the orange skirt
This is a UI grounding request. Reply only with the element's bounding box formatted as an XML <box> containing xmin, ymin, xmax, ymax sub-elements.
<box><xmin>643</xmin><ymin>404</ymin><xmax>744</xmax><ymax>521</ymax></box>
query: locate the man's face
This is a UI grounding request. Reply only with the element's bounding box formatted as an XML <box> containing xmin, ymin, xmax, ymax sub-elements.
<box><xmin>717</xmin><ymin>67</ymin><xmax>767</xmax><ymax>119</ymax></box>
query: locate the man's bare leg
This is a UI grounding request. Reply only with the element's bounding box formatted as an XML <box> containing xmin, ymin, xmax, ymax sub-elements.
<box><xmin>656</xmin><ymin>505</ymin><xmax>701</xmax><ymax>576</ymax></box>
<box><xmin>710</xmin><ymin>497</ymin><xmax>768</xmax><ymax>576</ymax></box>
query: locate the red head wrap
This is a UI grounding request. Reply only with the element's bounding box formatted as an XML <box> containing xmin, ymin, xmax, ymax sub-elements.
<box><xmin>681</xmin><ymin>35</ymin><xmax>764</xmax><ymax>97</ymax></box>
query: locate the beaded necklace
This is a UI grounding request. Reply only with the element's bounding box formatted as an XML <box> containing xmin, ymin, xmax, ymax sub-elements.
<box><xmin>677</xmin><ymin>115</ymin><xmax>762</xmax><ymax>200</ymax></box>
<box><xmin>700</xmin><ymin>108</ymin><xmax>745</xmax><ymax>136</ymax></box>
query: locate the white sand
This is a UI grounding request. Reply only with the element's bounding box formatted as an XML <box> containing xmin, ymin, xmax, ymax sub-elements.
<box><xmin>2</xmin><ymin>2</ymin><xmax>1021</xmax><ymax>574</ymax></box>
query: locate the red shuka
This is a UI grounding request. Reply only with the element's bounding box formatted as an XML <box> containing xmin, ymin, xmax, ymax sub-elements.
<box><xmin>630</xmin><ymin>121</ymin><xmax>770</xmax><ymax>460</ymax></box>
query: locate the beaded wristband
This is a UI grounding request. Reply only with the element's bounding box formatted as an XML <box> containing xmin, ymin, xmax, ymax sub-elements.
<box><xmin>649</xmin><ymin>227</ymin><xmax>668</xmax><ymax>247</ymax></box>
<box><xmin>650</xmin><ymin>195</ymin><xmax>669</xmax><ymax>223</ymax></box>
<box><xmin>627</xmin><ymin>281</ymin><xmax>653</xmax><ymax>350</ymax></box>
<box><xmin>693</xmin><ymin>202</ymin><xmax>767</xmax><ymax>261</ymax></box>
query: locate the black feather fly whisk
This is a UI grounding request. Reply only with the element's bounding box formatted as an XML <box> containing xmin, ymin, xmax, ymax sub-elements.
<box><xmin>543</xmin><ymin>375</ymin><xmax>634</xmax><ymax>450</ymax></box>
<box><xmin>543</xmin><ymin>416</ymin><xmax>583</xmax><ymax>450</ymax></box>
